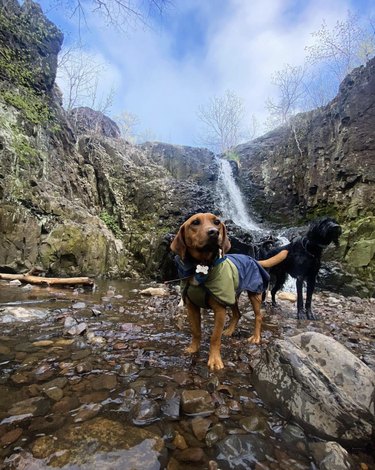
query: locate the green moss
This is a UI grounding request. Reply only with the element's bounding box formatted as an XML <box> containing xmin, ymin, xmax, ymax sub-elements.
<box><xmin>100</xmin><ymin>211</ymin><xmax>122</xmax><ymax>238</ymax></box>
<box><xmin>0</xmin><ymin>88</ymin><xmax>51</xmax><ymax>125</ymax></box>
<box><xmin>224</xmin><ymin>150</ymin><xmax>240</xmax><ymax>162</ymax></box>
<box><xmin>12</xmin><ymin>131</ymin><xmax>38</xmax><ymax>164</ymax></box>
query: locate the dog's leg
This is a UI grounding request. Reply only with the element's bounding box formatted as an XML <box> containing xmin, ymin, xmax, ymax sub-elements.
<box><xmin>296</xmin><ymin>277</ymin><xmax>305</xmax><ymax>319</ymax></box>
<box><xmin>223</xmin><ymin>301</ymin><xmax>241</xmax><ymax>337</ymax></box>
<box><xmin>247</xmin><ymin>292</ymin><xmax>263</xmax><ymax>344</ymax></box>
<box><xmin>305</xmin><ymin>275</ymin><xmax>317</xmax><ymax>320</ymax></box>
<box><xmin>185</xmin><ymin>299</ymin><xmax>202</xmax><ymax>354</ymax></box>
<box><xmin>207</xmin><ymin>297</ymin><xmax>226</xmax><ymax>370</ymax></box>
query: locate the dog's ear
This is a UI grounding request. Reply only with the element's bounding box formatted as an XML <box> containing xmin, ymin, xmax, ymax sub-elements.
<box><xmin>220</xmin><ymin>222</ymin><xmax>231</xmax><ymax>254</ymax></box>
<box><xmin>170</xmin><ymin>224</ymin><xmax>187</xmax><ymax>259</ymax></box>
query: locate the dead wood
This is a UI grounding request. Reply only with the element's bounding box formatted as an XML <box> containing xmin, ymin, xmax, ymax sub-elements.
<box><xmin>0</xmin><ymin>273</ymin><xmax>94</xmax><ymax>287</ymax></box>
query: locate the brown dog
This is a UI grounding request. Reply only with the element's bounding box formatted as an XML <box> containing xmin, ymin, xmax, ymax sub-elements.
<box><xmin>170</xmin><ymin>213</ymin><xmax>287</xmax><ymax>370</ymax></box>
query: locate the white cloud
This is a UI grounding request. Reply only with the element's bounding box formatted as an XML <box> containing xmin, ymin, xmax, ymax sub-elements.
<box><xmin>47</xmin><ymin>0</ymin><xmax>371</xmax><ymax>146</ymax></box>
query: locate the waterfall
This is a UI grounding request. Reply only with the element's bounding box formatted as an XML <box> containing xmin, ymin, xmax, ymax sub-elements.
<box><xmin>216</xmin><ymin>157</ymin><xmax>295</xmax><ymax>292</ymax></box>
<box><xmin>216</xmin><ymin>159</ymin><xmax>260</xmax><ymax>232</ymax></box>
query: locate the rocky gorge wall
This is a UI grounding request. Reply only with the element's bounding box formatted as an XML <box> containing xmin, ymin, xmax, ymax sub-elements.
<box><xmin>0</xmin><ymin>0</ymin><xmax>217</xmax><ymax>278</ymax></box>
<box><xmin>235</xmin><ymin>59</ymin><xmax>375</xmax><ymax>295</ymax></box>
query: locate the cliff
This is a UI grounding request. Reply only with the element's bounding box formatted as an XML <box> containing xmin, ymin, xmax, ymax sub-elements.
<box><xmin>0</xmin><ymin>0</ymin><xmax>217</xmax><ymax>278</ymax></box>
<box><xmin>235</xmin><ymin>58</ymin><xmax>375</xmax><ymax>294</ymax></box>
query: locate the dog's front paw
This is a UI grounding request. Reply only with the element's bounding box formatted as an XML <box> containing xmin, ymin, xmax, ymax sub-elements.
<box><xmin>207</xmin><ymin>353</ymin><xmax>224</xmax><ymax>370</ymax></box>
<box><xmin>306</xmin><ymin>309</ymin><xmax>318</xmax><ymax>320</ymax></box>
<box><xmin>185</xmin><ymin>342</ymin><xmax>200</xmax><ymax>354</ymax></box>
<box><xmin>297</xmin><ymin>309</ymin><xmax>306</xmax><ymax>320</ymax></box>
<box><xmin>247</xmin><ymin>335</ymin><xmax>261</xmax><ymax>344</ymax></box>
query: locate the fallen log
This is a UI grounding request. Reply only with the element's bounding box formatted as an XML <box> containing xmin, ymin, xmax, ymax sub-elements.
<box><xmin>0</xmin><ymin>273</ymin><xmax>94</xmax><ymax>287</ymax></box>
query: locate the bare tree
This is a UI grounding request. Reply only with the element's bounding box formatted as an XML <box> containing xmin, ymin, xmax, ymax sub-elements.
<box><xmin>115</xmin><ymin>111</ymin><xmax>140</xmax><ymax>142</ymax></box>
<box><xmin>57</xmin><ymin>44</ymin><xmax>115</xmax><ymax>113</ymax></box>
<box><xmin>266</xmin><ymin>11</ymin><xmax>375</xmax><ymax>130</ymax></box>
<box><xmin>265</xmin><ymin>64</ymin><xmax>306</xmax><ymax>127</ymax></box>
<box><xmin>197</xmin><ymin>89</ymin><xmax>246</xmax><ymax>154</ymax></box>
<box><xmin>305</xmin><ymin>11</ymin><xmax>375</xmax><ymax>82</ymax></box>
<box><xmin>52</xmin><ymin>0</ymin><xmax>169</xmax><ymax>31</ymax></box>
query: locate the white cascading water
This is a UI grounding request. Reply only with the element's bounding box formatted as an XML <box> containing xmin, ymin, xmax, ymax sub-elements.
<box><xmin>216</xmin><ymin>158</ymin><xmax>260</xmax><ymax>232</ymax></box>
<box><xmin>216</xmin><ymin>158</ymin><xmax>295</xmax><ymax>292</ymax></box>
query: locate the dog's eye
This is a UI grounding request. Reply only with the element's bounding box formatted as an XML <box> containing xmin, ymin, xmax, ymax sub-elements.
<box><xmin>191</xmin><ymin>219</ymin><xmax>201</xmax><ymax>226</ymax></box>
<box><xmin>213</xmin><ymin>219</ymin><xmax>221</xmax><ymax>225</ymax></box>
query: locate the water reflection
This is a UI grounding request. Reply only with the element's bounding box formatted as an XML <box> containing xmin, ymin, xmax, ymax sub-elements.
<box><xmin>0</xmin><ymin>280</ymin><xmax>373</xmax><ymax>469</ymax></box>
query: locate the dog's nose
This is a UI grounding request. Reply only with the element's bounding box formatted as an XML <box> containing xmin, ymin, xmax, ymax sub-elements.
<box><xmin>207</xmin><ymin>228</ymin><xmax>219</xmax><ymax>238</ymax></box>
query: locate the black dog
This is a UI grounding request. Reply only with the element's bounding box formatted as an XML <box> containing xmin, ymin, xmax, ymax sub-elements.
<box><xmin>263</xmin><ymin>217</ymin><xmax>342</xmax><ymax>319</ymax></box>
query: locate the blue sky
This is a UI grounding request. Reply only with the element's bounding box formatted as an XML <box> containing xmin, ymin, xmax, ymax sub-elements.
<box><xmin>39</xmin><ymin>0</ymin><xmax>375</xmax><ymax>146</ymax></box>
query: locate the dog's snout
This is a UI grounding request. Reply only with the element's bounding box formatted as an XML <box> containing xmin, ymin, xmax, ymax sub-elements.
<box><xmin>207</xmin><ymin>228</ymin><xmax>219</xmax><ymax>238</ymax></box>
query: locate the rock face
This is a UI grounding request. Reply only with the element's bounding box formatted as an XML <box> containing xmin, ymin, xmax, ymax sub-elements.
<box><xmin>0</xmin><ymin>0</ymin><xmax>218</xmax><ymax>277</ymax></box>
<box><xmin>235</xmin><ymin>58</ymin><xmax>375</xmax><ymax>294</ymax></box>
<box><xmin>252</xmin><ymin>332</ymin><xmax>375</xmax><ymax>444</ymax></box>
<box><xmin>69</xmin><ymin>107</ymin><xmax>121</xmax><ymax>138</ymax></box>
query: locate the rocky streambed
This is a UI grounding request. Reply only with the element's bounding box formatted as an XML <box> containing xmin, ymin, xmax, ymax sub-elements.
<box><xmin>0</xmin><ymin>279</ymin><xmax>374</xmax><ymax>469</ymax></box>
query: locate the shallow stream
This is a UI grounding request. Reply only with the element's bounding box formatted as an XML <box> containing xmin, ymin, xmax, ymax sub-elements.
<box><xmin>0</xmin><ymin>279</ymin><xmax>374</xmax><ymax>469</ymax></box>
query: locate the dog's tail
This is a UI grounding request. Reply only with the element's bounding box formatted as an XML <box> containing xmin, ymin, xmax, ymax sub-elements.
<box><xmin>258</xmin><ymin>249</ymin><xmax>288</xmax><ymax>268</ymax></box>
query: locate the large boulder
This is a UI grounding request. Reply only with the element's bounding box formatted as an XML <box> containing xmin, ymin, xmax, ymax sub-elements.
<box><xmin>252</xmin><ymin>332</ymin><xmax>375</xmax><ymax>444</ymax></box>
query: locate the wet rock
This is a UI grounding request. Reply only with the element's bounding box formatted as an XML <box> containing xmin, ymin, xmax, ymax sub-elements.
<box><xmin>252</xmin><ymin>332</ymin><xmax>375</xmax><ymax>443</ymax></box>
<box><xmin>44</xmin><ymin>386</ymin><xmax>64</xmax><ymax>401</ymax></box>
<box><xmin>0</xmin><ymin>307</ymin><xmax>48</xmax><ymax>323</ymax></box>
<box><xmin>67</xmin><ymin>322</ymin><xmax>87</xmax><ymax>336</ymax></box>
<box><xmin>205</xmin><ymin>424</ymin><xmax>226</xmax><ymax>447</ymax></box>
<box><xmin>55</xmin><ymin>338</ymin><xmax>75</xmax><ymax>347</ymax></box>
<box><xmin>52</xmin><ymin>396</ymin><xmax>80</xmax><ymax>414</ymax></box>
<box><xmin>73</xmin><ymin>403</ymin><xmax>102</xmax><ymax>422</ymax></box>
<box><xmin>71</xmin><ymin>349</ymin><xmax>91</xmax><ymax>360</ymax></box>
<box><xmin>10</xmin><ymin>371</ymin><xmax>32</xmax><ymax>385</ymax></box>
<box><xmin>64</xmin><ymin>316</ymin><xmax>76</xmax><ymax>328</ymax></box>
<box><xmin>33</xmin><ymin>363</ymin><xmax>54</xmax><ymax>381</ymax></box>
<box><xmin>140</xmin><ymin>287</ymin><xmax>168</xmax><ymax>296</ymax></box>
<box><xmin>31</xmin><ymin>340</ymin><xmax>54</xmax><ymax>347</ymax></box>
<box><xmin>91</xmin><ymin>308</ymin><xmax>102</xmax><ymax>317</ymax></box>
<box><xmin>87</xmin><ymin>332</ymin><xmax>106</xmax><ymax>345</ymax></box>
<box><xmin>131</xmin><ymin>399</ymin><xmax>160</xmax><ymax>425</ymax></box>
<box><xmin>72</xmin><ymin>302</ymin><xmax>86</xmax><ymax>309</ymax></box>
<box><xmin>5</xmin><ymin>397</ymin><xmax>50</xmax><ymax>422</ymax></box>
<box><xmin>239</xmin><ymin>414</ymin><xmax>269</xmax><ymax>435</ymax></box>
<box><xmin>215</xmin><ymin>405</ymin><xmax>230</xmax><ymax>419</ymax></box>
<box><xmin>172</xmin><ymin>432</ymin><xmax>188</xmax><ymax>450</ymax></box>
<box><xmin>76</xmin><ymin>360</ymin><xmax>93</xmax><ymax>374</ymax></box>
<box><xmin>279</xmin><ymin>423</ymin><xmax>308</xmax><ymax>456</ymax></box>
<box><xmin>161</xmin><ymin>395</ymin><xmax>181</xmax><ymax>420</ymax></box>
<box><xmin>191</xmin><ymin>416</ymin><xmax>211</xmax><ymax>441</ymax></box>
<box><xmin>90</xmin><ymin>374</ymin><xmax>117</xmax><ymax>390</ymax></box>
<box><xmin>216</xmin><ymin>435</ymin><xmax>275</xmax><ymax>469</ymax></box>
<box><xmin>31</xmin><ymin>417</ymin><xmax>164</xmax><ymax>468</ymax></box>
<box><xmin>309</xmin><ymin>441</ymin><xmax>355</xmax><ymax>470</ymax></box>
<box><xmin>176</xmin><ymin>447</ymin><xmax>206</xmax><ymax>463</ymax></box>
<box><xmin>79</xmin><ymin>391</ymin><xmax>109</xmax><ymax>404</ymax></box>
<box><xmin>43</xmin><ymin>377</ymin><xmax>68</xmax><ymax>390</ymax></box>
<box><xmin>28</xmin><ymin>415</ymin><xmax>66</xmax><ymax>432</ymax></box>
<box><xmin>9</xmin><ymin>280</ymin><xmax>22</xmax><ymax>286</ymax></box>
<box><xmin>0</xmin><ymin>427</ymin><xmax>22</xmax><ymax>446</ymax></box>
<box><xmin>181</xmin><ymin>390</ymin><xmax>214</xmax><ymax>417</ymax></box>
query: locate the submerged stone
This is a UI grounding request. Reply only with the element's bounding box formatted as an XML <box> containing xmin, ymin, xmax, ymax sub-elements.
<box><xmin>30</xmin><ymin>417</ymin><xmax>164</xmax><ymax>468</ymax></box>
<box><xmin>181</xmin><ymin>390</ymin><xmax>214</xmax><ymax>417</ymax></box>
